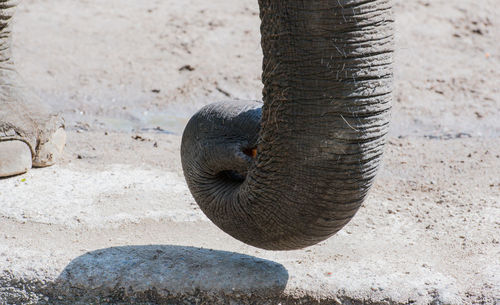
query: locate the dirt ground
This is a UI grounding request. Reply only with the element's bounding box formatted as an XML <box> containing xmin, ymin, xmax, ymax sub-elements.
<box><xmin>0</xmin><ymin>0</ymin><xmax>499</xmax><ymax>304</ymax></box>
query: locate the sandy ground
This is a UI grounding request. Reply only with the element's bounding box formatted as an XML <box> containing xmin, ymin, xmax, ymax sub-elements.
<box><xmin>0</xmin><ymin>0</ymin><xmax>499</xmax><ymax>304</ymax></box>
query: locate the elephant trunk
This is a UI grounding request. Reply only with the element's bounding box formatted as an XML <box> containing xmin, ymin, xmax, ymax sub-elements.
<box><xmin>181</xmin><ymin>0</ymin><xmax>394</xmax><ymax>250</ymax></box>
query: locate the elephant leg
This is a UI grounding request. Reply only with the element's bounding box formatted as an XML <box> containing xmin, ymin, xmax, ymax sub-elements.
<box><xmin>0</xmin><ymin>0</ymin><xmax>66</xmax><ymax>177</ymax></box>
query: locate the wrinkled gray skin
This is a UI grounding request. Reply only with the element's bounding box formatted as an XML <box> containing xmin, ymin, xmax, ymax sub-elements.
<box><xmin>182</xmin><ymin>0</ymin><xmax>394</xmax><ymax>250</ymax></box>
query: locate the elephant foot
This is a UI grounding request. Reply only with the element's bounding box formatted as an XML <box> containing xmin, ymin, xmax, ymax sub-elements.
<box><xmin>0</xmin><ymin>71</ymin><xmax>66</xmax><ymax>178</ymax></box>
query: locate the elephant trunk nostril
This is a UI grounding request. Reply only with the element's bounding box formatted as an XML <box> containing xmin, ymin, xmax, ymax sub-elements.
<box><xmin>218</xmin><ymin>170</ymin><xmax>246</xmax><ymax>183</ymax></box>
<box><xmin>216</xmin><ymin>148</ymin><xmax>254</xmax><ymax>183</ymax></box>
<box><xmin>242</xmin><ymin>147</ymin><xmax>257</xmax><ymax>158</ymax></box>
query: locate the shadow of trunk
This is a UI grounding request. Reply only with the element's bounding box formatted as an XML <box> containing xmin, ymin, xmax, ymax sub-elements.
<box><xmin>41</xmin><ymin>245</ymin><xmax>288</xmax><ymax>304</ymax></box>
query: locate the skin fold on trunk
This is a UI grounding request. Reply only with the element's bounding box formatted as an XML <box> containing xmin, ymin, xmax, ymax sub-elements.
<box><xmin>181</xmin><ymin>0</ymin><xmax>394</xmax><ymax>250</ymax></box>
